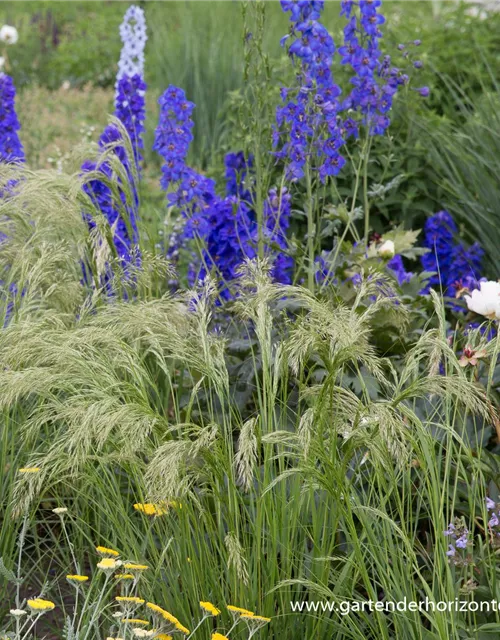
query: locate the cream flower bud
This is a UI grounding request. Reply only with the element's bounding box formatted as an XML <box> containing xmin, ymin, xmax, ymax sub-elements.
<box><xmin>378</xmin><ymin>239</ymin><xmax>395</xmax><ymax>260</ymax></box>
<box><xmin>464</xmin><ymin>280</ymin><xmax>500</xmax><ymax>320</ymax></box>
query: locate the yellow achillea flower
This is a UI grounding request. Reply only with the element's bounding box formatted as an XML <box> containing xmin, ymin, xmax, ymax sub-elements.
<box><xmin>133</xmin><ymin>503</ymin><xmax>167</xmax><ymax>517</ymax></box>
<box><xmin>18</xmin><ymin>467</ymin><xmax>40</xmax><ymax>474</ymax></box>
<box><xmin>227</xmin><ymin>605</ymin><xmax>254</xmax><ymax>617</ymax></box>
<box><xmin>156</xmin><ymin>636</ymin><xmax>173</xmax><ymax>640</ymax></box>
<box><xmin>115</xmin><ymin>573</ymin><xmax>134</xmax><ymax>580</ymax></box>
<box><xmin>27</xmin><ymin>598</ymin><xmax>55</xmax><ymax>613</ymax></box>
<box><xmin>212</xmin><ymin>634</ymin><xmax>230</xmax><ymax>640</ymax></box>
<box><xmin>145</xmin><ymin>602</ymin><xmax>166</xmax><ymax>616</ymax></box>
<box><xmin>241</xmin><ymin>614</ymin><xmax>271</xmax><ymax>630</ymax></box>
<box><xmin>200</xmin><ymin>601</ymin><xmax>220</xmax><ymax>616</ymax></box>
<box><xmin>121</xmin><ymin>618</ymin><xmax>149</xmax><ymax>626</ymax></box>
<box><xmin>97</xmin><ymin>558</ymin><xmax>120</xmax><ymax>571</ymax></box>
<box><xmin>174</xmin><ymin>621</ymin><xmax>190</xmax><ymax>635</ymax></box>
<box><xmin>123</xmin><ymin>563</ymin><xmax>149</xmax><ymax>571</ymax></box>
<box><xmin>116</xmin><ymin>596</ymin><xmax>145</xmax><ymax>604</ymax></box>
<box><xmin>248</xmin><ymin>615</ymin><xmax>271</xmax><ymax>623</ymax></box>
<box><xmin>66</xmin><ymin>575</ymin><xmax>89</xmax><ymax>583</ymax></box>
<box><xmin>96</xmin><ymin>546</ymin><xmax>120</xmax><ymax>557</ymax></box>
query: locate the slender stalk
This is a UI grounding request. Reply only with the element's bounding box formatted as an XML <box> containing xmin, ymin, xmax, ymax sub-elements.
<box><xmin>305</xmin><ymin>164</ymin><xmax>315</xmax><ymax>293</ymax></box>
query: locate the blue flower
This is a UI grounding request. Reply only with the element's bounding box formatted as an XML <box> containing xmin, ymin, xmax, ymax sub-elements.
<box><xmin>115</xmin><ymin>74</ymin><xmax>147</xmax><ymax>167</ymax></box>
<box><xmin>420</xmin><ymin>210</ymin><xmax>484</xmax><ymax>305</ymax></box>
<box><xmin>224</xmin><ymin>151</ymin><xmax>254</xmax><ymax>201</ymax></box>
<box><xmin>276</xmin><ymin>0</ymin><xmax>345</xmax><ymax>182</ymax></box>
<box><xmin>81</xmin><ymin>123</ymin><xmax>140</xmax><ymax>271</ymax></box>
<box><xmin>0</xmin><ymin>73</ymin><xmax>24</xmax><ymax>163</ymax></box>
<box><xmin>387</xmin><ymin>254</ymin><xmax>413</xmax><ymax>285</ymax></box>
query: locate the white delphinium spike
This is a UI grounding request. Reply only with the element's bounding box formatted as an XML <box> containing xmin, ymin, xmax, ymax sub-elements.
<box><xmin>116</xmin><ymin>5</ymin><xmax>147</xmax><ymax>93</ymax></box>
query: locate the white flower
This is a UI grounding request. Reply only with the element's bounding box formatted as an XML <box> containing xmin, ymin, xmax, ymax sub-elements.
<box><xmin>10</xmin><ymin>609</ymin><xmax>27</xmax><ymax>617</ymax></box>
<box><xmin>464</xmin><ymin>280</ymin><xmax>500</xmax><ymax>320</ymax></box>
<box><xmin>52</xmin><ymin>507</ymin><xmax>68</xmax><ymax>515</ymax></box>
<box><xmin>116</xmin><ymin>5</ymin><xmax>147</xmax><ymax>93</ymax></box>
<box><xmin>378</xmin><ymin>239</ymin><xmax>395</xmax><ymax>260</ymax></box>
<box><xmin>0</xmin><ymin>25</ymin><xmax>19</xmax><ymax>45</ymax></box>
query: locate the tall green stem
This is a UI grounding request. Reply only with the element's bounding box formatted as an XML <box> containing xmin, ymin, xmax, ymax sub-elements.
<box><xmin>305</xmin><ymin>164</ymin><xmax>315</xmax><ymax>293</ymax></box>
<box><xmin>363</xmin><ymin>137</ymin><xmax>373</xmax><ymax>245</ymax></box>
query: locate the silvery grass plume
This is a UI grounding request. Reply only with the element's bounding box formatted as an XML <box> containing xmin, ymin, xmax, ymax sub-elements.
<box><xmin>1</xmin><ymin>252</ymin><xmax>495</xmax><ymax>516</ymax></box>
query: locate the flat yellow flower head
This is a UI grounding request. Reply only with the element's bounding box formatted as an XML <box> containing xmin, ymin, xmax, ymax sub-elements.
<box><xmin>66</xmin><ymin>575</ymin><xmax>89</xmax><ymax>583</ymax></box>
<box><xmin>96</xmin><ymin>546</ymin><xmax>120</xmax><ymax>557</ymax></box>
<box><xmin>97</xmin><ymin>558</ymin><xmax>120</xmax><ymax>571</ymax></box>
<box><xmin>174</xmin><ymin>622</ymin><xmax>190</xmax><ymax>635</ymax></box>
<box><xmin>241</xmin><ymin>613</ymin><xmax>271</xmax><ymax>628</ymax></box>
<box><xmin>121</xmin><ymin>618</ymin><xmax>149</xmax><ymax>626</ymax></box>
<box><xmin>155</xmin><ymin>635</ymin><xmax>173</xmax><ymax>640</ymax></box>
<box><xmin>200</xmin><ymin>601</ymin><xmax>220</xmax><ymax>617</ymax></box>
<box><xmin>161</xmin><ymin>610</ymin><xmax>179</xmax><ymax>625</ymax></box>
<box><xmin>18</xmin><ymin>467</ymin><xmax>41</xmax><ymax>474</ymax></box>
<box><xmin>115</xmin><ymin>573</ymin><xmax>135</xmax><ymax>580</ymax></box>
<box><xmin>212</xmin><ymin>634</ymin><xmax>230</xmax><ymax>640</ymax></box>
<box><xmin>227</xmin><ymin>605</ymin><xmax>254</xmax><ymax>617</ymax></box>
<box><xmin>116</xmin><ymin>596</ymin><xmax>145</xmax><ymax>604</ymax></box>
<box><xmin>123</xmin><ymin>563</ymin><xmax>149</xmax><ymax>572</ymax></box>
<box><xmin>249</xmin><ymin>615</ymin><xmax>271</xmax><ymax>623</ymax></box>
<box><xmin>133</xmin><ymin>503</ymin><xmax>167</xmax><ymax>517</ymax></box>
<box><xmin>145</xmin><ymin>602</ymin><xmax>165</xmax><ymax>616</ymax></box>
<box><xmin>27</xmin><ymin>598</ymin><xmax>55</xmax><ymax>613</ymax></box>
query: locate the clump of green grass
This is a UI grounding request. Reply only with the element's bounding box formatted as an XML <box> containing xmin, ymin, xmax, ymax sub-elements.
<box><xmin>0</xmin><ymin>164</ymin><xmax>499</xmax><ymax>637</ymax></box>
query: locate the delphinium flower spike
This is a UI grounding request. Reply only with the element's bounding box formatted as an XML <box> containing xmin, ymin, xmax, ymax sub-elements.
<box><xmin>115</xmin><ymin>6</ymin><xmax>147</xmax><ymax>167</ymax></box>
<box><xmin>420</xmin><ymin>210</ymin><xmax>484</xmax><ymax>304</ymax></box>
<box><xmin>116</xmin><ymin>6</ymin><xmax>147</xmax><ymax>93</ymax></box>
<box><xmin>276</xmin><ymin>0</ymin><xmax>346</xmax><ymax>182</ymax></box>
<box><xmin>0</xmin><ymin>72</ymin><xmax>24</xmax><ymax>164</ymax></box>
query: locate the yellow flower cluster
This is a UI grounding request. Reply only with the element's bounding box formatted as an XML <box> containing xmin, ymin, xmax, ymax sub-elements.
<box><xmin>200</xmin><ymin>601</ymin><xmax>221</xmax><ymax>616</ymax></box>
<box><xmin>123</xmin><ymin>563</ymin><xmax>149</xmax><ymax>572</ymax></box>
<box><xmin>145</xmin><ymin>602</ymin><xmax>190</xmax><ymax>635</ymax></box>
<box><xmin>97</xmin><ymin>558</ymin><xmax>121</xmax><ymax>572</ymax></box>
<box><xmin>18</xmin><ymin>467</ymin><xmax>41</xmax><ymax>474</ymax></box>
<box><xmin>66</xmin><ymin>574</ymin><xmax>89</xmax><ymax>583</ymax></box>
<box><xmin>27</xmin><ymin>598</ymin><xmax>55</xmax><ymax>613</ymax></box>
<box><xmin>133</xmin><ymin>503</ymin><xmax>167</xmax><ymax>517</ymax></box>
<box><xmin>96</xmin><ymin>546</ymin><xmax>120</xmax><ymax>557</ymax></box>
<box><xmin>116</xmin><ymin>596</ymin><xmax>145</xmax><ymax>605</ymax></box>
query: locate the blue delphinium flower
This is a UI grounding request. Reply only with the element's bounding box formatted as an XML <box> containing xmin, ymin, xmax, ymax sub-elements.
<box><xmin>339</xmin><ymin>0</ymin><xmax>408</xmax><ymax>136</ymax></box>
<box><xmin>82</xmin><ymin>123</ymin><xmax>139</xmax><ymax>269</ymax></box>
<box><xmin>421</xmin><ymin>210</ymin><xmax>484</xmax><ymax>303</ymax></box>
<box><xmin>421</xmin><ymin>210</ymin><xmax>457</xmax><ymax>288</ymax></box>
<box><xmin>275</xmin><ymin>1</ymin><xmax>346</xmax><ymax>182</ymax></box>
<box><xmin>115</xmin><ymin>74</ymin><xmax>147</xmax><ymax>167</ymax></box>
<box><xmin>262</xmin><ymin>187</ymin><xmax>293</xmax><ymax>284</ymax></box>
<box><xmin>224</xmin><ymin>151</ymin><xmax>254</xmax><ymax>202</ymax></box>
<box><xmin>154</xmin><ymin>87</ymin><xmax>293</xmax><ymax>294</ymax></box>
<box><xmin>446</xmin><ymin>242</ymin><xmax>483</xmax><ymax>298</ymax></box>
<box><xmin>153</xmin><ymin>85</ymin><xmax>216</xmax><ymax>221</ymax></box>
<box><xmin>0</xmin><ymin>73</ymin><xmax>24</xmax><ymax>163</ymax></box>
<box><xmin>387</xmin><ymin>254</ymin><xmax>412</xmax><ymax>285</ymax></box>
